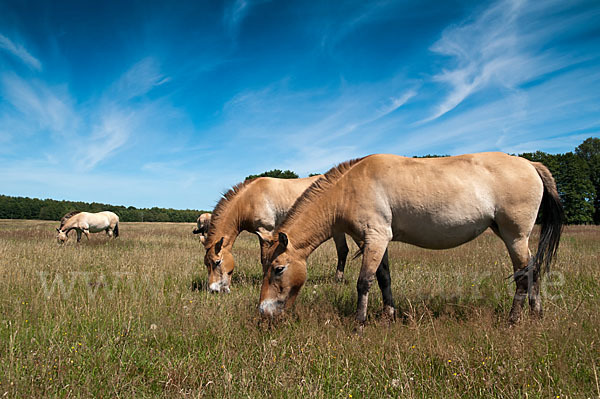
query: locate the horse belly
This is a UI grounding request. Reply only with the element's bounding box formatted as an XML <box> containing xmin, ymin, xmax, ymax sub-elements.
<box><xmin>391</xmin><ymin>210</ymin><xmax>493</xmax><ymax>250</ymax></box>
<box><xmin>87</xmin><ymin>216</ymin><xmax>110</xmax><ymax>232</ymax></box>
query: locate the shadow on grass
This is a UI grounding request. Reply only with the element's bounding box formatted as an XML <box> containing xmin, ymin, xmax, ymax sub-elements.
<box><xmin>190</xmin><ymin>276</ymin><xmax>207</xmax><ymax>291</ymax></box>
<box><xmin>326</xmin><ymin>290</ymin><xmax>509</xmax><ymax>323</ymax></box>
<box><xmin>189</xmin><ymin>272</ymin><xmax>264</xmax><ymax>291</ymax></box>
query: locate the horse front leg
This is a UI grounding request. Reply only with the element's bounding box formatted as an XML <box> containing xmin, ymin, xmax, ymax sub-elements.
<box><xmin>76</xmin><ymin>230</ymin><xmax>82</xmax><ymax>243</ymax></box>
<box><xmin>83</xmin><ymin>229</ymin><xmax>90</xmax><ymax>241</ymax></box>
<box><xmin>356</xmin><ymin>239</ymin><xmax>390</xmax><ymax>325</ymax></box>
<box><xmin>333</xmin><ymin>232</ymin><xmax>349</xmax><ymax>282</ymax></box>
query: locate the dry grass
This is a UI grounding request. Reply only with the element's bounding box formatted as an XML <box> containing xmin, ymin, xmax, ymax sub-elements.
<box><xmin>0</xmin><ymin>219</ymin><xmax>599</xmax><ymax>398</ymax></box>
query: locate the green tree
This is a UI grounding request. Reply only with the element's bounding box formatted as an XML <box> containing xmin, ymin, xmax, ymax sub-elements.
<box><xmin>245</xmin><ymin>169</ymin><xmax>299</xmax><ymax>180</ymax></box>
<box><xmin>520</xmin><ymin>150</ymin><xmax>595</xmax><ymax>224</ymax></box>
<box><xmin>555</xmin><ymin>152</ymin><xmax>595</xmax><ymax>224</ymax></box>
<box><xmin>575</xmin><ymin>137</ymin><xmax>600</xmax><ymax>224</ymax></box>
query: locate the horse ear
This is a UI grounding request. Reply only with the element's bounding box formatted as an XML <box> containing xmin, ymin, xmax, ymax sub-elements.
<box><xmin>278</xmin><ymin>232</ymin><xmax>288</xmax><ymax>249</ymax></box>
<box><xmin>215</xmin><ymin>237</ymin><xmax>224</xmax><ymax>254</ymax></box>
<box><xmin>256</xmin><ymin>230</ymin><xmax>274</xmax><ymax>243</ymax></box>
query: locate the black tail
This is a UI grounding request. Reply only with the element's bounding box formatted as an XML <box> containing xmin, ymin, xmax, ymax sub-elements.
<box><xmin>515</xmin><ymin>162</ymin><xmax>564</xmax><ymax>281</ymax></box>
<box><xmin>114</xmin><ymin>222</ymin><xmax>119</xmax><ymax>238</ymax></box>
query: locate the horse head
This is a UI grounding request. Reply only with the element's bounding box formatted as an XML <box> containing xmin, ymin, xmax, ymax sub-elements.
<box><xmin>203</xmin><ymin>236</ymin><xmax>234</xmax><ymax>293</ymax></box>
<box><xmin>259</xmin><ymin>232</ymin><xmax>307</xmax><ymax>318</ymax></box>
<box><xmin>56</xmin><ymin>228</ymin><xmax>68</xmax><ymax>244</ymax></box>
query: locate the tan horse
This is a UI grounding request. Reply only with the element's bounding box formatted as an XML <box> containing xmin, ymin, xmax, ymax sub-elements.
<box><xmin>259</xmin><ymin>153</ymin><xmax>563</xmax><ymax>324</ymax></box>
<box><xmin>192</xmin><ymin>213</ymin><xmax>212</xmax><ymax>242</ymax></box>
<box><xmin>56</xmin><ymin>211</ymin><xmax>120</xmax><ymax>244</ymax></box>
<box><xmin>203</xmin><ymin>176</ymin><xmax>350</xmax><ymax>293</ymax></box>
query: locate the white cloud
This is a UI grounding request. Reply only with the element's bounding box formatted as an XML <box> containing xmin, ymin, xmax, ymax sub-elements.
<box><xmin>77</xmin><ymin>108</ymin><xmax>133</xmax><ymax>169</ymax></box>
<box><xmin>393</xmin><ymin>66</ymin><xmax>600</xmax><ymax>156</ymax></box>
<box><xmin>224</xmin><ymin>0</ymin><xmax>270</xmax><ymax>36</ymax></box>
<box><xmin>318</xmin><ymin>1</ymin><xmax>394</xmax><ymax>52</ymax></box>
<box><xmin>424</xmin><ymin>0</ymin><xmax>588</xmax><ymax>122</ymax></box>
<box><xmin>111</xmin><ymin>57</ymin><xmax>170</xmax><ymax>100</ymax></box>
<box><xmin>0</xmin><ymin>33</ymin><xmax>42</xmax><ymax>71</ymax></box>
<box><xmin>0</xmin><ymin>73</ymin><xmax>78</xmax><ymax>138</ymax></box>
<box><xmin>0</xmin><ymin>56</ymin><xmax>179</xmax><ymax>170</ymax></box>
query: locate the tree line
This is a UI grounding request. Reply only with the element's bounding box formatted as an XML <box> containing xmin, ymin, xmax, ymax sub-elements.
<box><xmin>0</xmin><ymin>195</ymin><xmax>207</xmax><ymax>223</ymax></box>
<box><xmin>1</xmin><ymin>137</ymin><xmax>598</xmax><ymax>224</ymax></box>
<box><xmin>520</xmin><ymin>137</ymin><xmax>599</xmax><ymax>224</ymax></box>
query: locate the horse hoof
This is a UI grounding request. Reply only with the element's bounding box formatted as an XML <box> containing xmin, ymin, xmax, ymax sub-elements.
<box><xmin>508</xmin><ymin>313</ymin><xmax>521</xmax><ymax>325</ymax></box>
<box><xmin>382</xmin><ymin>305</ymin><xmax>396</xmax><ymax>323</ymax></box>
<box><xmin>353</xmin><ymin>323</ymin><xmax>365</xmax><ymax>336</ymax></box>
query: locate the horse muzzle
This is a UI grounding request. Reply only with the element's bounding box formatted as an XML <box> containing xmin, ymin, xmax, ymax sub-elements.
<box><xmin>208</xmin><ymin>281</ymin><xmax>230</xmax><ymax>294</ymax></box>
<box><xmin>258</xmin><ymin>299</ymin><xmax>285</xmax><ymax>317</ymax></box>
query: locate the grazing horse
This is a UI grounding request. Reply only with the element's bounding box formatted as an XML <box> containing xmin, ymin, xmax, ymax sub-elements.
<box><xmin>259</xmin><ymin>153</ymin><xmax>563</xmax><ymax>325</ymax></box>
<box><xmin>56</xmin><ymin>211</ymin><xmax>120</xmax><ymax>244</ymax></box>
<box><xmin>203</xmin><ymin>176</ymin><xmax>350</xmax><ymax>293</ymax></box>
<box><xmin>192</xmin><ymin>213</ymin><xmax>212</xmax><ymax>243</ymax></box>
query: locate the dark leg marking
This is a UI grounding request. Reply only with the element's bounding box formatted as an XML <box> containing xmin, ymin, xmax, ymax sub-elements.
<box><xmin>334</xmin><ymin>233</ymin><xmax>349</xmax><ymax>281</ymax></box>
<box><xmin>375</xmin><ymin>249</ymin><xmax>395</xmax><ymax>319</ymax></box>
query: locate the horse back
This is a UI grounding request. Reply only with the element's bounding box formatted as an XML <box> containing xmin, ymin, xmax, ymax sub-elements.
<box><xmin>240</xmin><ymin>176</ymin><xmax>322</xmax><ymax>228</ymax></box>
<box><xmin>337</xmin><ymin>153</ymin><xmax>544</xmax><ymax>248</ymax></box>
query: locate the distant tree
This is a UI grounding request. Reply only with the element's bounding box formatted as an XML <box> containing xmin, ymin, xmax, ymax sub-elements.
<box><xmin>575</xmin><ymin>137</ymin><xmax>600</xmax><ymax>224</ymax></box>
<box><xmin>575</xmin><ymin>137</ymin><xmax>600</xmax><ymax>160</ymax></box>
<box><xmin>520</xmin><ymin>150</ymin><xmax>595</xmax><ymax>224</ymax></box>
<box><xmin>555</xmin><ymin>152</ymin><xmax>595</xmax><ymax>224</ymax></box>
<box><xmin>245</xmin><ymin>169</ymin><xmax>299</xmax><ymax>180</ymax></box>
<box><xmin>308</xmin><ymin>173</ymin><xmax>321</xmax><ymax>177</ymax></box>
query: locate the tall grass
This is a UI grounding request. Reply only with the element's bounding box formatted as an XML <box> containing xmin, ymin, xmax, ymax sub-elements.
<box><xmin>0</xmin><ymin>220</ymin><xmax>599</xmax><ymax>398</ymax></box>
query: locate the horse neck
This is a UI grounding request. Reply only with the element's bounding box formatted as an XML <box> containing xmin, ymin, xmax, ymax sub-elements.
<box><xmin>210</xmin><ymin>202</ymin><xmax>246</xmax><ymax>248</ymax></box>
<box><xmin>283</xmin><ymin>192</ymin><xmax>338</xmax><ymax>259</ymax></box>
<box><xmin>61</xmin><ymin>217</ymin><xmax>79</xmax><ymax>231</ymax></box>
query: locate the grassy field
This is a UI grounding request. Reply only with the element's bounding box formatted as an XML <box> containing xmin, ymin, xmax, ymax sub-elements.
<box><xmin>0</xmin><ymin>219</ymin><xmax>599</xmax><ymax>398</ymax></box>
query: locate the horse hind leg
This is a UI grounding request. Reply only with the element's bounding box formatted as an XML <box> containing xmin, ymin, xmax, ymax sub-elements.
<box><xmin>333</xmin><ymin>232</ymin><xmax>349</xmax><ymax>282</ymax></box>
<box><xmin>492</xmin><ymin>223</ymin><xmax>536</xmax><ymax>323</ymax></box>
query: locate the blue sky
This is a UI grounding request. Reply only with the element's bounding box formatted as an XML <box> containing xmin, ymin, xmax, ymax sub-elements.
<box><xmin>1</xmin><ymin>0</ymin><xmax>599</xmax><ymax>210</ymax></box>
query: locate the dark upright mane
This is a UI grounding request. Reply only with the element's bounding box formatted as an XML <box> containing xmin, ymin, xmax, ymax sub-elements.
<box><xmin>280</xmin><ymin>156</ymin><xmax>368</xmax><ymax>230</ymax></box>
<box><xmin>60</xmin><ymin>211</ymin><xmax>81</xmax><ymax>229</ymax></box>
<box><xmin>204</xmin><ymin>178</ymin><xmax>259</xmax><ymax>247</ymax></box>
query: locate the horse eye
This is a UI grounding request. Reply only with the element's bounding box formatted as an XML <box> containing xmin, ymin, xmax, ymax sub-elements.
<box><xmin>273</xmin><ymin>266</ymin><xmax>285</xmax><ymax>276</ymax></box>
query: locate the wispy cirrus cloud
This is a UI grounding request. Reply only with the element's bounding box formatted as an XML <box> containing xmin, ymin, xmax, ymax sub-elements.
<box><xmin>394</xmin><ymin>66</ymin><xmax>600</xmax><ymax>156</ymax></box>
<box><xmin>0</xmin><ymin>33</ymin><xmax>42</xmax><ymax>71</ymax></box>
<box><xmin>424</xmin><ymin>0</ymin><xmax>595</xmax><ymax>122</ymax></box>
<box><xmin>110</xmin><ymin>57</ymin><xmax>171</xmax><ymax>101</ymax></box>
<box><xmin>0</xmin><ymin>56</ymin><xmax>178</xmax><ymax>170</ymax></box>
<box><xmin>0</xmin><ymin>73</ymin><xmax>78</xmax><ymax>138</ymax></box>
<box><xmin>318</xmin><ymin>0</ymin><xmax>394</xmax><ymax>51</ymax></box>
<box><xmin>218</xmin><ymin>77</ymin><xmax>417</xmax><ymax>175</ymax></box>
<box><xmin>224</xmin><ymin>0</ymin><xmax>270</xmax><ymax>37</ymax></box>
